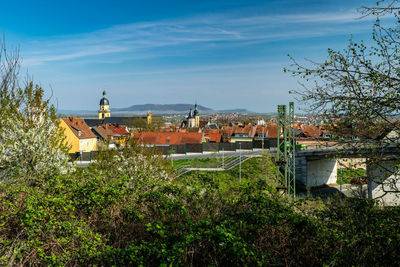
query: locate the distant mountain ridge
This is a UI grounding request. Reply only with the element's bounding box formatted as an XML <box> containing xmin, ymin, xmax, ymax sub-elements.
<box><xmin>58</xmin><ymin>104</ymin><xmax>253</xmax><ymax>115</ymax></box>
<box><xmin>113</xmin><ymin>104</ymin><xmax>213</xmax><ymax>112</ymax></box>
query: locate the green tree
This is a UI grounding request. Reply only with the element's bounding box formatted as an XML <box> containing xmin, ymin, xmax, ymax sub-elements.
<box><xmin>0</xmin><ymin>41</ymin><xmax>68</xmax><ymax>181</ymax></box>
<box><xmin>129</xmin><ymin>117</ymin><xmax>148</xmax><ymax>132</ymax></box>
<box><xmin>286</xmin><ymin>0</ymin><xmax>400</xmax><ymax>199</ymax></box>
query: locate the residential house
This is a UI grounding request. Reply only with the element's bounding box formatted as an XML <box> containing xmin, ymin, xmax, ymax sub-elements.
<box><xmin>227</xmin><ymin>124</ymin><xmax>255</xmax><ymax>143</ymax></box>
<box><xmin>91</xmin><ymin>124</ymin><xmax>130</xmax><ymax>148</ymax></box>
<box><xmin>204</xmin><ymin>130</ymin><xmax>222</xmax><ymax>143</ymax></box>
<box><xmin>135</xmin><ymin>132</ymin><xmax>204</xmax><ymax>146</ymax></box>
<box><xmin>60</xmin><ymin>117</ymin><xmax>97</xmax><ymax>153</ymax></box>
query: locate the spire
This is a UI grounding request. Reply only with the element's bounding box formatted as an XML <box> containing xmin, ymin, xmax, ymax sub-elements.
<box><xmin>100</xmin><ymin>90</ymin><xmax>109</xmax><ymax>105</ymax></box>
<box><xmin>99</xmin><ymin>89</ymin><xmax>111</xmax><ymax>118</ymax></box>
<box><xmin>188</xmin><ymin>108</ymin><xmax>193</xmax><ymax>118</ymax></box>
<box><xmin>193</xmin><ymin>102</ymin><xmax>199</xmax><ymax>116</ymax></box>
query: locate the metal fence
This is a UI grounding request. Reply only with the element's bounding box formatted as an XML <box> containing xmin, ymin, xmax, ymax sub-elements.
<box><xmin>253</xmin><ymin>139</ymin><xmax>270</xmax><ymax>149</ymax></box>
<box><xmin>219</xmin><ymin>142</ymin><xmax>236</xmax><ymax>151</ymax></box>
<box><xmin>203</xmin><ymin>142</ymin><xmax>219</xmax><ymax>152</ymax></box>
<box><xmin>186</xmin><ymin>143</ymin><xmax>202</xmax><ymax>153</ymax></box>
<box><xmin>69</xmin><ymin>139</ymin><xmax>272</xmax><ymax>161</ymax></box>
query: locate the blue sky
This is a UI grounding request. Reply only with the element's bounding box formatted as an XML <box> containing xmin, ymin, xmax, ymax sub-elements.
<box><xmin>0</xmin><ymin>0</ymin><xmax>379</xmax><ymax>112</ymax></box>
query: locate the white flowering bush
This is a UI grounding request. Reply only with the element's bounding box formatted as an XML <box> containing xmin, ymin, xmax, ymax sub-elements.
<box><xmin>90</xmin><ymin>147</ymin><xmax>173</xmax><ymax>192</ymax></box>
<box><xmin>0</xmin><ymin>116</ymin><xmax>68</xmax><ymax>180</ymax></box>
<box><xmin>0</xmin><ymin>82</ymin><xmax>68</xmax><ymax>181</ymax></box>
<box><xmin>116</xmin><ymin>153</ymin><xmax>171</xmax><ymax>189</ymax></box>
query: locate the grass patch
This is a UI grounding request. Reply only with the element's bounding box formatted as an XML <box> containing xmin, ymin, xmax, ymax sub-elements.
<box><xmin>336</xmin><ymin>168</ymin><xmax>366</xmax><ymax>184</ymax></box>
<box><xmin>176</xmin><ymin>156</ymin><xmax>277</xmax><ymax>199</ymax></box>
<box><xmin>173</xmin><ymin>156</ymin><xmax>223</xmax><ymax>168</ymax></box>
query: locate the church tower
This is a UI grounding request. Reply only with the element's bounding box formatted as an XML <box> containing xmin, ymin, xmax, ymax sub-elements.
<box><xmin>147</xmin><ymin>111</ymin><xmax>152</xmax><ymax>125</ymax></box>
<box><xmin>193</xmin><ymin>103</ymin><xmax>200</xmax><ymax>128</ymax></box>
<box><xmin>98</xmin><ymin>90</ymin><xmax>111</xmax><ymax>119</ymax></box>
<box><xmin>187</xmin><ymin>108</ymin><xmax>195</xmax><ymax>128</ymax></box>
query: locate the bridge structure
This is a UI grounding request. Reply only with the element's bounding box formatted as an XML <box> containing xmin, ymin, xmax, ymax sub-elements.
<box><xmin>295</xmin><ymin>146</ymin><xmax>400</xmax><ymax>205</ymax></box>
<box><xmin>170</xmin><ymin>145</ymin><xmax>400</xmax><ymax>205</ymax></box>
<box><xmin>72</xmin><ymin>143</ymin><xmax>400</xmax><ymax>205</ymax></box>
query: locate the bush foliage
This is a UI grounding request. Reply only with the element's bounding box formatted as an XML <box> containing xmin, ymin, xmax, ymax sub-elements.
<box><xmin>0</xmin><ymin>152</ymin><xmax>399</xmax><ymax>266</ymax></box>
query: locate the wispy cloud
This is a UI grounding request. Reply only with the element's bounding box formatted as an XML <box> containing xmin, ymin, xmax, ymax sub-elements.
<box><xmin>91</xmin><ymin>61</ymin><xmax>286</xmax><ymax>79</ymax></box>
<box><xmin>21</xmin><ymin>10</ymin><xmax>372</xmax><ymax>66</ymax></box>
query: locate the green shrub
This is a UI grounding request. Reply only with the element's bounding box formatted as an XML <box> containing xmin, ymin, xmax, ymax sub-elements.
<box><xmin>0</xmin><ymin>152</ymin><xmax>399</xmax><ymax>266</ymax></box>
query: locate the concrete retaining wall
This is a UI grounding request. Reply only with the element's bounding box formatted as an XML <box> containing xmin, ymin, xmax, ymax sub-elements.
<box><xmin>367</xmin><ymin>159</ymin><xmax>400</xmax><ymax>206</ymax></box>
<box><xmin>306</xmin><ymin>158</ymin><xmax>337</xmax><ymax>187</ymax></box>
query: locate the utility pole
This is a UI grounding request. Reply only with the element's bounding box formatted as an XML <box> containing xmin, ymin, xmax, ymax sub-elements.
<box><xmin>276</xmin><ymin>105</ymin><xmax>285</xmax><ymax>187</ymax></box>
<box><xmin>338</xmin><ymin>159</ymin><xmax>342</xmax><ymax>195</ymax></box>
<box><xmin>262</xmin><ymin>127</ymin><xmax>265</xmax><ymax>151</ymax></box>
<box><xmin>222</xmin><ymin>148</ymin><xmax>225</xmax><ymax>169</ymax></box>
<box><xmin>287</xmin><ymin>102</ymin><xmax>296</xmax><ymax>199</ymax></box>
<box><xmin>276</xmin><ymin>102</ymin><xmax>296</xmax><ymax>200</ymax></box>
<box><xmin>239</xmin><ymin>143</ymin><xmax>242</xmax><ymax>183</ymax></box>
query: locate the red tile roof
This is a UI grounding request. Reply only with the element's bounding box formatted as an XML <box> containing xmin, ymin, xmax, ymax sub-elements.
<box><xmin>108</xmin><ymin>125</ymin><xmax>129</xmax><ymax>135</ymax></box>
<box><xmin>265</xmin><ymin>124</ymin><xmax>278</xmax><ymax>138</ymax></box>
<box><xmin>302</xmin><ymin>125</ymin><xmax>323</xmax><ymax>138</ymax></box>
<box><xmin>255</xmin><ymin>125</ymin><xmax>266</xmax><ymax>134</ymax></box>
<box><xmin>221</xmin><ymin>126</ymin><xmax>234</xmax><ymax>136</ymax></box>
<box><xmin>204</xmin><ymin>132</ymin><xmax>222</xmax><ymax>142</ymax></box>
<box><xmin>92</xmin><ymin>124</ymin><xmax>130</xmax><ymax>142</ymax></box>
<box><xmin>135</xmin><ymin>132</ymin><xmax>204</xmax><ymax>145</ymax></box>
<box><xmin>92</xmin><ymin>125</ymin><xmax>115</xmax><ymax>140</ymax></box>
<box><xmin>62</xmin><ymin>117</ymin><xmax>96</xmax><ymax>139</ymax></box>
<box><xmin>205</xmin><ymin>129</ymin><xmax>220</xmax><ymax>134</ymax></box>
<box><xmin>232</xmin><ymin>125</ymin><xmax>253</xmax><ymax>135</ymax></box>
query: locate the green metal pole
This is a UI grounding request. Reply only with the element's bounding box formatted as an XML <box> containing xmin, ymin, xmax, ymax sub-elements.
<box><xmin>276</xmin><ymin>103</ymin><xmax>296</xmax><ymax>200</ymax></box>
<box><xmin>283</xmin><ymin>105</ymin><xmax>288</xmax><ymax>191</ymax></box>
<box><xmin>239</xmin><ymin>143</ymin><xmax>242</xmax><ymax>183</ymax></box>
<box><xmin>289</xmin><ymin>102</ymin><xmax>296</xmax><ymax>199</ymax></box>
<box><xmin>276</xmin><ymin>105</ymin><xmax>283</xmax><ymax>187</ymax></box>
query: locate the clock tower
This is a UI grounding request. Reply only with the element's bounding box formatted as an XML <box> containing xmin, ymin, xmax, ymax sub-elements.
<box><xmin>98</xmin><ymin>90</ymin><xmax>111</xmax><ymax>119</ymax></box>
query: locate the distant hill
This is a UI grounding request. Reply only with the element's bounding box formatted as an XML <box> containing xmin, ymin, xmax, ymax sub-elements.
<box><xmin>113</xmin><ymin>104</ymin><xmax>213</xmax><ymax>113</ymax></box>
<box><xmin>58</xmin><ymin>104</ymin><xmax>254</xmax><ymax>116</ymax></box>
<box><xmin>57</xmin><ymin>109</ymin><xmax>97</xmax><ymax>115</ymax></box>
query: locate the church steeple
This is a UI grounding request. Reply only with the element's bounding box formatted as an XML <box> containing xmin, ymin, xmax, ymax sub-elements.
<box><xmin>193</xmin><ymin>102</ymin><xmax>200</xmax><ymax>127</ymax></box>
<box><xmin>193</xmin><ymin>102</ymin><xmax>198</xmax><ymax>116</ymax></box>
<box><xmin>98</xmin><ymin>90</ymin><xmax>111</xmax><ymax>119</ymax></box>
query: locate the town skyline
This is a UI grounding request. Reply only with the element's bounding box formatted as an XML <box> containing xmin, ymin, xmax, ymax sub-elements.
<box><xmin>2</xmin><ymin>0</ymin><xmax>378</xmax><ymax>112</ymax></box>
